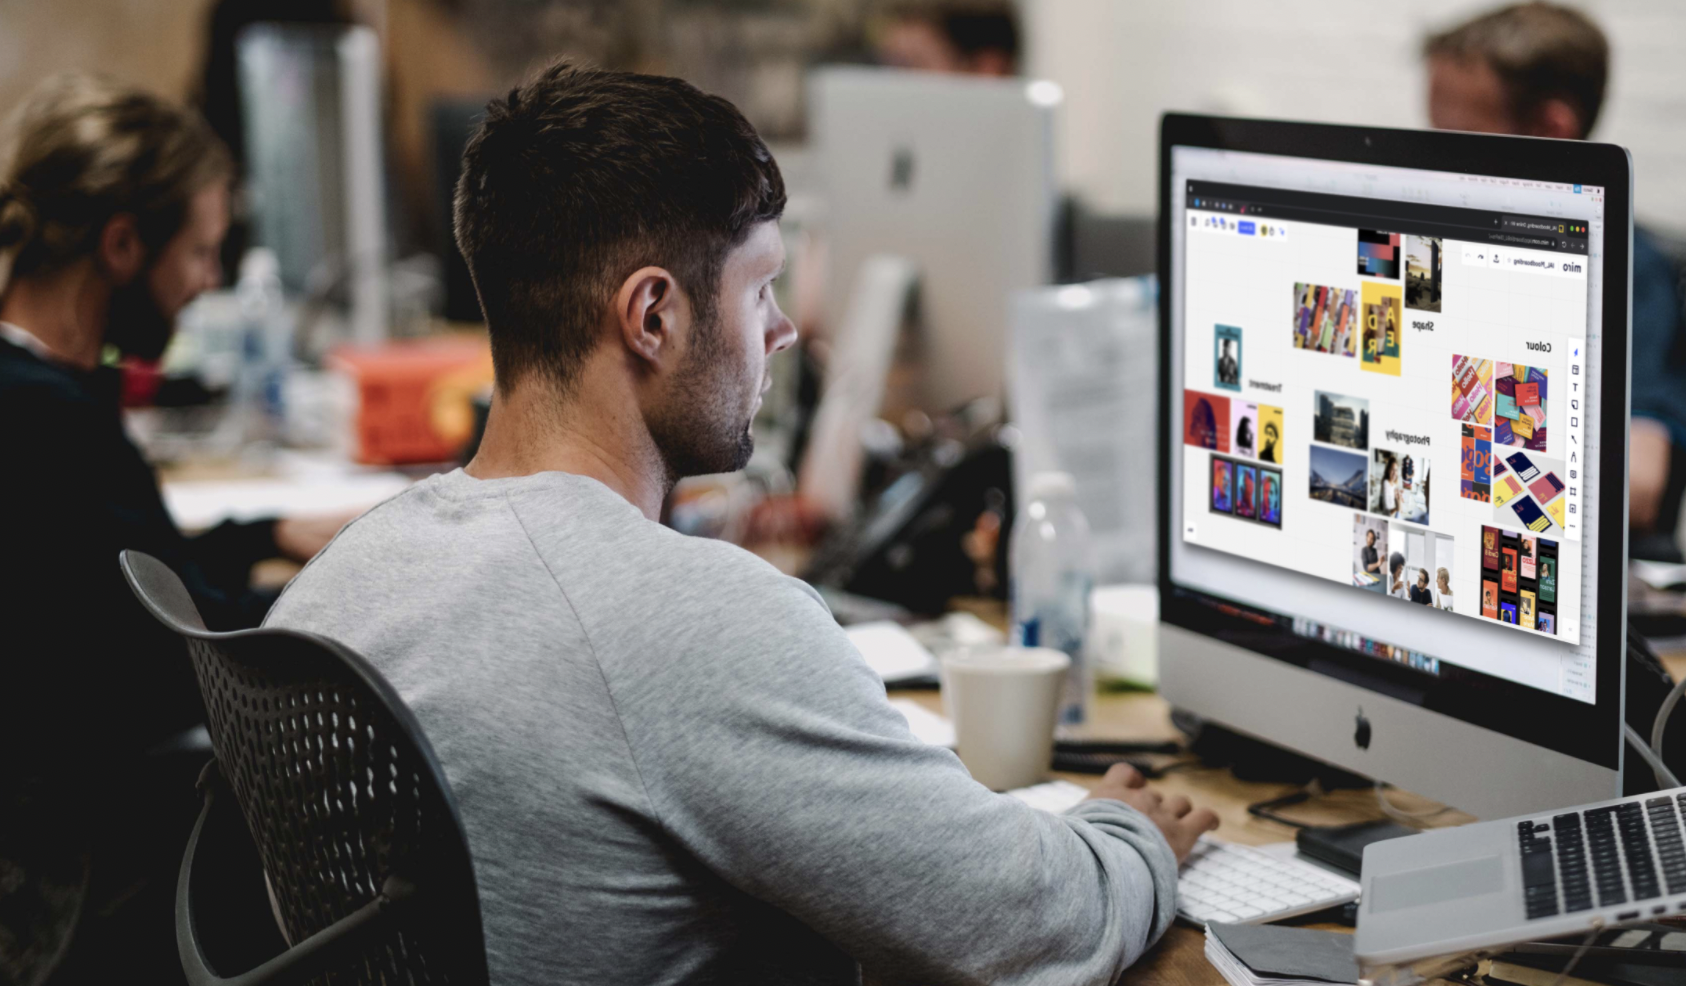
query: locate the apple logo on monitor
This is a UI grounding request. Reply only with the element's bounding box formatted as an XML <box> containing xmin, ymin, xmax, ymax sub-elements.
<box><xmin>889</xmin><ymin>147</ymin><xmax>915</xmax><ymax>192</ymax></box>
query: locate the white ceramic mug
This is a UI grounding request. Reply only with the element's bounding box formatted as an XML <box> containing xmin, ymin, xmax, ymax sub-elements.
<box><xmin>940</xmin><ymin>645</ymin><xmax>1071</xmax><ymax>791</ymax></box>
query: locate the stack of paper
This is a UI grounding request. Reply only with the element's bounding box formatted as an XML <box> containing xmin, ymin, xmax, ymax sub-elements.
<box><xmin>886</xmin><ymin>698</ymin><xmax>955</xmax><ymax>747</ymax></box>
<box><xmin>1204</xmin><ymin>922</ymin><xmax>1358</xmax><ymax>986</ymax></box>
<box><xmin>844</xmin><ymin>621</ymin><xmax>939</xmax><ymax>684</ymax></box>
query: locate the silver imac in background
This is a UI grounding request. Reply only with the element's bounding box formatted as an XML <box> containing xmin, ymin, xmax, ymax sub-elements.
<box><xmin>1156</xmin><ymin>115</ymin><xmax>1632</xmax><ymax>821</ymax></box>
<box><xmin>808</xmin><ymin>66</ymin><xmax>1060</xmax><ymax>411</ymax></box>
<box><xmin>238</xmin><ymin>23</ymin><xmax>389</xmax><ymax>347</ymax></box>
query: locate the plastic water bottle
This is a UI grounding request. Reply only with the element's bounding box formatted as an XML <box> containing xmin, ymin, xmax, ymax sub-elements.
<box><xmin>1011</xmin><ymin>471</ymin><xmax>1095</xmax><ymax>727</ymax></box>
<box><xmin>234</xmin><ymin>248</ymin><xmax>288</xmax><ymax>443</ymax></box>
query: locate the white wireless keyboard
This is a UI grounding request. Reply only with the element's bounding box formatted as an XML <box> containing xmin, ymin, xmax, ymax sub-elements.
<box><xmin>1178</xmin><ymin>837</ymin><xmax>1359</xmax><ymax>925</ymax></box>
<box><xmin>1009</xmin><ymin>781</ymin><xmax>1361</xmax><ymax>925</ymax></box>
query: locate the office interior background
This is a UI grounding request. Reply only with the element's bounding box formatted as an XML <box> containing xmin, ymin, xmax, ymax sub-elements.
<box><xmin>4</xmin><ymin>0</ymin><xmax>1685</xmax><ymax>238</ymax></box>
<box><xmin>9</xmin><ymin>1</ymin><xmax>1686</xmax><ymax>981</ymax></box>
<box><xmin>4</xmin><ymin>0</ymin><xmax>1686</xmax><ymax>757</ymax></box>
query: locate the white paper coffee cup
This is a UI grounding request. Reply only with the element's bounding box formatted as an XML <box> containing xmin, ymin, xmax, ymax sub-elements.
<box><xmin>940</xmin><ymin>645</ymin><xmax>1071</xmax><ymax>791</ymax></box>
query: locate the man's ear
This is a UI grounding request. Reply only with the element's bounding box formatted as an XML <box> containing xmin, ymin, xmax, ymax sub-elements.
<box><xmin>97</xmin><ymin>212</ymin><xmax>146</xmax><ymax>284</ymax></box>
<box><xmin>1530</xmin><ymin>98</ymin><xmax>1584</xmax><ymax>140</ymax></box>
<box><xmin>614</xmin><ymin>266</ymin><xmax>685</xmax><ymax>369</ymax></box>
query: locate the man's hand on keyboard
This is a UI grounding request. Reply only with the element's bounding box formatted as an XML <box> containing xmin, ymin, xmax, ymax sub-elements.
<box><xmin>1086</xmin><ymin>763</ymin><xmax>1220</xmax><ymax>862</ymax></box>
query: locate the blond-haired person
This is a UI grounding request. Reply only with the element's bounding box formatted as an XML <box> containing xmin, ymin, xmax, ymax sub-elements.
<box><xmin>0</xmin><ymin>76</ymin><xmax>339</xmax><ymax>984</ymax></box>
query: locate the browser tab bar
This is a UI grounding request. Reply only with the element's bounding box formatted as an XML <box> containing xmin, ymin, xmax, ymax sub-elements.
<box><xmin>1186</xmin><ymin>181</ymin><xmax>1591</xmax><ymax>257</ymax></box>
<box><xmin>1502</xmin><ymin>215</ymin><xmax>1587</xmax><ymax>241</ymax></box>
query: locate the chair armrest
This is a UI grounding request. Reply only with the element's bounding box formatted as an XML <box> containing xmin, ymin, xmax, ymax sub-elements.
<box><xmin>177</xmin><ymin>762</ymin><xmax>416</xmax><ymax>986</ymax></box>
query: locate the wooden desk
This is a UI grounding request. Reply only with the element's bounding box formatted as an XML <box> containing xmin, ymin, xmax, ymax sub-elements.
<box><xmin>889</xmin><ymin>687</ymin><xmax>1473</xmax><ymax>985</ymax></box>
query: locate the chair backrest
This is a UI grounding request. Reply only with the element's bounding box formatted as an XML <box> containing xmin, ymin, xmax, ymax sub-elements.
<box><xmin>121</xmin><ymin>550</ymin><xmax>488</xmax><ymax>985</ymax></box>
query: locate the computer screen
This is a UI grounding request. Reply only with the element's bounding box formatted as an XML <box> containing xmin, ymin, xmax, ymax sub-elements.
<box><xmin>1166</xmin><ymin>146</ymin><xmax>1609</xmax><ymax>706</ymax></box>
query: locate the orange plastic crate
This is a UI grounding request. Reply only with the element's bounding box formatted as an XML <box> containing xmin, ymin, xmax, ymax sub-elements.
<box><xmin>328</xmin><ymin>336</ymin><xmax>492</xmax><ymax>465</ymax></box>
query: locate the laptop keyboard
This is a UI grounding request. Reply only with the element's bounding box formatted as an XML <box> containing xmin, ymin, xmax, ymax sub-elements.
<box><xmin>1520</xmin><ymin>792</ymin><xmax>1686</xmax><ymax>920</ymax></box>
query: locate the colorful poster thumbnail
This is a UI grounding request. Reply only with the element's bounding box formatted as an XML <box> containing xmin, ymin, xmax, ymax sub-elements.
<box><xmin>1452</xmin><ymin>355</ymin><xmax>1493</xmax><ymax>425</ymax></box>
<box><xmin>1210</xmin><ymin>453</ymin><xmax>1282</xmax><ymax>528</ymax></box>
<box><xmin>1357</xmin><ymin>229</ymin><xmax>1401</xmax><ymax>279</ymax></box>
<box><xmin>1187</xmin><ymin>392</ymin><xmax>1285</xmax><ymax>467</ymax></box>
<box><xmin>1460</xmin><ymin>423</ymin><xmax>1492</xmax><ymax>503</ymax></box>
<box><xmin>1494</xmin><ymin>451</ymin><xmax>1566</xmax><ymax>535</ymax></box>
<box><xmin>1494</xmin><ymin>363</ymin><xmax>1547</xmax><ymax>452</ymax></box>
<box><xmin>1479</xmin><ymin>524</ymin><xmax>1558</xmax><ymax>635</ymax></box>
<box><xmin>1292</xmin><ymin>283</ymin><xmax>1358</xmax><ymax>357</ymax></box>
<box><xmin>1232</xmin><ymin>401</ymin><xmax>1284</xmax><ymax>463</ymax></box>
<box><xmin>1215</xmin><ymin>324</ymin><xmax>1243</xmax><ymax>392</ymax></box>
<box><xmin>1184</xmin><ymin>391</ymin><xmax>1230</xmax><ymax>453</ymax></box>
<box><xmin>1360</xmin><ymin>281</ymin><xmax>1402</xmax><ymax>376</ymax></box>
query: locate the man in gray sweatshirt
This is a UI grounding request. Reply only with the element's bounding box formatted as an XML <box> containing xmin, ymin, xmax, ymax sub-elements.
<box><xmin>265</xmin><ymin>60</ymin><xmax>1219</xmax><ymax>985</ymax></box>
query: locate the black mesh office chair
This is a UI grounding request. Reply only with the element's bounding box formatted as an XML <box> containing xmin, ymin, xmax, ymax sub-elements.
<box><xmin>120</xmin><ymin>550</ymin><xmax>489</xmax><ymax>986</ymax></box>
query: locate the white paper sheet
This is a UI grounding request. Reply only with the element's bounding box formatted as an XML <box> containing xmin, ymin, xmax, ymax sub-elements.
<box><xmin>887</xmin><ymin>698</ymin><xmax>956</xmax><ymax>748</ymax></box>
<box><xmin>845</xmin><ymin>620</ymin><xmax>939</xmax><ymax>684</ymax></box>
<box><xmin>163</xmin><ymin>471</ymin><xmax>412</xmax><ymax>530</ymax></box>
<box><xmin>1008</xmin><ymin>277</ymin><xmax>1159</xmax><ymax>584</ymax></box>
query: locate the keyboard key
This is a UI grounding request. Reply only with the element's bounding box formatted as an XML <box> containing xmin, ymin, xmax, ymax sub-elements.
<box><xmin>1519</xmin><ymin>831</ymin><xmax>1561</xmax><ymax>922</ymax></box>
<box><xmin>1585</xmin><ymin>809</ymin><xmax>1627</xmax><ymax>906</ymax></box>
<box><xmin>1616</xmin><ymin>803</ymin><xmax>1663</xmax><ymax>900</ymax></box>
<box><xmin>1646</xmin><ymin>799</ymin><xmax>1686</xmax><ymax>895</ymax></box>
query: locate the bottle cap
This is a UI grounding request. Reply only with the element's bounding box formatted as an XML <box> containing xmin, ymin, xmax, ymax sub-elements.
<box><xmin>1028</xmin><ymin>471</ymin><xmax>1076</xmax><ymax>501</ymax></box>
<box><xmin>238</xmin><ymin>247</ymin><xmax>280</xmax><ymax>283</ymax></box>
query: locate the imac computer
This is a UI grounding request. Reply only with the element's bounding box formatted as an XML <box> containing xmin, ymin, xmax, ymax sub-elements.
<box><xmin>808</xmin><ymin>66</ymin><xmax>1060</xmax><ymax>412</ymax></box>
<box><xmin>1157</xmin><ymin>115</ymin><xmax>1632</xmax><ymax>820</ymax></box>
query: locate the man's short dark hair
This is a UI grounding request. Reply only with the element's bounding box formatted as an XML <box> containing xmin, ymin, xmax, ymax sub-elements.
<box><xmin>1424</xmin><ymin>2</ymin><xmax>1608</xmax><ymax>139</ymax></box>
<box><xmin>453</xmin><ymin>61</ymin><xmax>785</xmax><ymax>393</ymax></box>
<box><xmin>890</xmin><ymin>2</ymin><xmax>1020</xmax><ymax>65</ymax></box>
<box><xmin>939</xmin><ymin>4</ymin><xmax>1019</xmax><ymax>63</ymax></box>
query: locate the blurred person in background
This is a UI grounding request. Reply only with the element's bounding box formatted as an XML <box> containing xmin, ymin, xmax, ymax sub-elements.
<box><xmin>875</xmin><ymin>1</ymin><xmax>1020</xmax><ymax>77</ymax></box>
<box><xmin>1425</xmin><ymin>2</ymin><xmax>1686</xmax><ymax>559</ymax></box>
<box><xmin>0</xmin><ymin>76</ymin><xmax>344</xmax><ymax>984</ymax></box>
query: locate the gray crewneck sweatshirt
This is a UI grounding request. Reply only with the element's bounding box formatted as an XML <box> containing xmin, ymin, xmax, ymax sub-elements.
<box><xmin>264</xmin><ymin>469</ymin><xmax>1178</xmax><ymax>985</ymax></box>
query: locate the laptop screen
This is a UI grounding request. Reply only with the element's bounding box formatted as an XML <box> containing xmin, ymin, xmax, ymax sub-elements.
<box><xmin>1166</xmin><ymin>146</ymin><xmax>1609</xmax><ymax>704</ymax></box>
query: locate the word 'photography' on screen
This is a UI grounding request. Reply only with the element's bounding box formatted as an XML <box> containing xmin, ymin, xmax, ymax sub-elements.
<box><xmin>1180</xmin><ymin>178</ymin><xmax>1589</xmax><ymax>656</ymax></box>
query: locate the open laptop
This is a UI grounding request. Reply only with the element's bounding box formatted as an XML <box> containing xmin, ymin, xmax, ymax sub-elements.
<box><xmin>1357</xmin><ymin>787</ymin><xmax>1686</xmax><ymax>977</ymax></box>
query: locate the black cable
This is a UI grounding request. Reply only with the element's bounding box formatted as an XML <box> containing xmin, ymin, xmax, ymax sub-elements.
<box><xmin>1245</xmin><ymin>787</ymin><xmax>1317</xmax><ymax>829</ymax></box>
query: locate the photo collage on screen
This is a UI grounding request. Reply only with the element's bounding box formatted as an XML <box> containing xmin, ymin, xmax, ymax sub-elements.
<box><xmin>1457</xmin><ymin>357</ymin><xmax>1564</xmax><ymax>536</ymax></box>
<box><xmin>1479</xmin><ymin>526</ymin><xmax>1560</xmax><ymax>635</ymax></box>
<box><xmin>1293</xmin><ymin>284</ymin><xmax>1358</xmax><ymax>357</ymax></box>
<box><xmin>1182</xmin><ymin>178</ymin><xmax>1585</xmax><ymax>659</ymax></box>
<box><xmin>1190</xmin><ymin>386</ymin><xmax>1285</xmax><ymax>529</ymax></box>
<box><xmin>1316</xmin><ymin>230</ymin><xmax>1430</xmax><ymax>614</ymax></box>
<box><xmin>1311</xmin><ymin>298</ymin><xmax>1447</xmax><ymax>619</ymax></box>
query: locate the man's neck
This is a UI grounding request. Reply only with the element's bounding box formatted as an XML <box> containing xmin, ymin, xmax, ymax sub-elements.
<box><xmin>0</xmin><ymin>263</ymin><xmax>111</xmax><ymax>370</ymax></box>
<box><xmin>464</xmin><ymin>372</ymin><xmax>670</xmax><ymax>521</ymax></box>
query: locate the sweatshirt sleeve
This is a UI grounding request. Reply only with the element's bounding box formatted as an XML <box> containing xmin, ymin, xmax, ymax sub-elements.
<box><xmin>588</xmin><ymin>554</ymin><xmax>1179</xmax><ymax>986</ymax></box>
